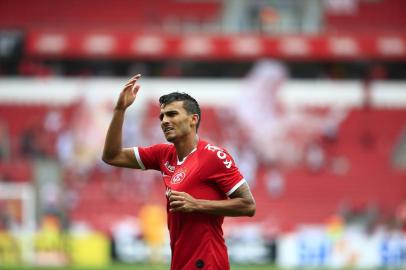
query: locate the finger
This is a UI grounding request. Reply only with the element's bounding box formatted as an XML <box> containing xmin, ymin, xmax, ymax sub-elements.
<box><xmin>124</xmin><ymin>80</ymin><xmax>135</xmax><ymax>87</ymax></box>
<box><xmin>169</xmin><ymin>195</ymin><xmax>183</xmax><ymax>202</ymax></box>
<box><xmin>126</xmin><ymin>78</ymin><xmax>138</xmax><ymax>87</ymax></box>
<box><xmin>169</xmin><ymin>205</ymin><xmax>184</xmax><ymax>213</ymax></box>
<box><xmin>132</xmin><ymin>83</ymin><xmax>141</xmax><ymax>93</ymax></box>
<box><xmin>133</xmin><ymin>74</ymin><xmax>141</xmax><ymax>80</ymax></box>
<box><xmin>125</xmin><ymin>75</ymin><xmax>140</xmax><ymax>86</ymax></box>
<box><xmin>123</xmin><ymin>74</ymin><xmax>142</xmax><ymax>89</ymax></box>
<box><xmin>170</xmin><ymin>190</ymin><xmax>183</xmax><ymax>196</ymax></box>
<box><xmin>128</xmin><ymin>74</ymin><xmax>141</xmax><ymax>82</ymax></box>
<box><xmin>123</xmin><ymin>81</ymin><xmax>135</xmax><ymax>92</ymax></box>
<box><xmin>169</xmin><ymin>201</ymin><xmax>183</xmax><ymax>208</ymax></box>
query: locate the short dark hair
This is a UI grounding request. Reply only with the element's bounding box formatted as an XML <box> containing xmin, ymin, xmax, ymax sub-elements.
<box><xmin>159</xmin><ymin>92</ymin><xmax>201</xmax><ymax>131</ymax></box>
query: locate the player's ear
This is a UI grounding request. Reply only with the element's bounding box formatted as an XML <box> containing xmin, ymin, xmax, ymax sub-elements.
<box><xmin>191</xmin><ymin>114</ymin><xmax>199</xmax><ymax>127</ymax></box>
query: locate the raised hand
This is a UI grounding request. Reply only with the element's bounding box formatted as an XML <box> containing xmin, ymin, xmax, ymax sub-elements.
<box><xmin>115</xmin><ymin>74</ymin><xmax>142</xmax><ymax>110</ymax></box>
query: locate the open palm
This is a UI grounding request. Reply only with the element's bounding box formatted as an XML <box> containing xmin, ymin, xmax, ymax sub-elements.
<box><xmin>116</xmin><ymin>74</ymin><xmax>141</xmax><ymax>110</ymax></box>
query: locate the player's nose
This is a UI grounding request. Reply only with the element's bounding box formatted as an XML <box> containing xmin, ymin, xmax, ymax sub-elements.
<box><xmin>161</xmin><ymin>114</ymin><xmax>171</xmax><ymax>125</ymax></box>
<box><xmin>161</xmin><ymin>119</ymin><xmax>168</xmax><ymax>127</ymax></box>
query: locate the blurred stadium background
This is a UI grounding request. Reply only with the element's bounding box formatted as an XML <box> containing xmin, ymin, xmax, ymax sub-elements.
<box><xmin>0</xmin><ymin>0</ymin><xmax>406</xmax><ymax>269</ymax></box>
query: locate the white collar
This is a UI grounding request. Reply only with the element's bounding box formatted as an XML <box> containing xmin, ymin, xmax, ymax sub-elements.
<box><xmin>177</xmin><ymin>147</ymin><xmax>197</xmax><ymax>165</ymax></box>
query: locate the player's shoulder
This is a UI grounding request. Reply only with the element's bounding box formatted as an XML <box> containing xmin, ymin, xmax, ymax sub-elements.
<box><xmin>199</xmin><ymin>140</ymin><xmax>232</xmax><ymax>158</ymax></box>
<box><xmin>143</xmin><ymin>142</ymin><xmax>174</xmax><ymax>154</ymax></box>
<box><xmin>199</xmin><ymin>139</ymin><xmax>225</xmax><ymax>153</ymax></box>
<box><xmin>159</xmin><ymin>142</ymin><xmax>174</xmax><ymax>148</ymax></box>
<box><xmin>198</xmin><ymin>139</ymin><xmax>234</xmax><ymax>169</ymax></box>
<box><xmin>156</xmin><ymin>142</ymin><xmax>174</xmax><ymax>152</ymax></box>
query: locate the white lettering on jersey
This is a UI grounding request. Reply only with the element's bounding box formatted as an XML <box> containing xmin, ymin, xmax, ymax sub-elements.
<box><xmin>204</xmin><ymin>143</ymin><xmax>233</xmax><ymax>169</ymax></box>
<box><xmin>164</xmin><ymin>161</ymin><xmax>175</xmax><ymax>172</ymax></box>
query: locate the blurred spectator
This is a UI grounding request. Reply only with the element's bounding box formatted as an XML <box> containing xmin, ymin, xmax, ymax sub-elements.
<box><xmin>338</xmin><ymin>201</ymin><xmax>379</xmax><ymax>233</ymax></box>
<box><xmin>321</xmin><ymin>108</ymin><xmax>345</xmax><ymax>144</ymax></box>
<box><xmin>56</xmin><ymin>123</ymin><xmax>75</xmax><ymax>168</ymax></box>
<box><xmin>325</xmin><ymin>214</ymin><xmax>344</xmax><ymax>242</ymax></box>
<box><xmin>138</xmin><ymin>203</ymin><xmax>166</xmax><ymax>263</ymax></box>
<box><xmin>112</xmin><ymin>218</ymin><xmax>147</xmax><ymax>263</ymax></box>
<box><xmin>304</xmin><ymin>141</ymin><xmax>325</xmax><ymax>172</ymax></box>
<box><xmin>56</xmin><ymin>98</ymin><xmax>112</xmax><ymax>181</ymax></box>
<box><xmin>44</xmin><ymin>108</ymin><xmax>64</xmax><ymax>134</ymax></box>
<box><xmin>34</xmin><ymin>214</ymin><xmax>67</xmax><ymax>266</ymax></box>
<box><xmin>39</xmin><ymin>180</ymin><xmax>62</xmax><ymax>216</ymax></box>
<box><xmin>324</xmin><ymin>0</ymin><xmax>358</xmax><ymax>15</ymax></box>
<box><xmin>395</xmin><ymin>199</ymin><xmax>406</xmax><ymax>232</ymax></box>
<box><xmin>262</xmin><ymin>218</ymin><xmax>279</xmax><ymax>264</ymax></box>
<box><xmin>0</xmin><ymin>120</ymin><xmax>10</xmax><ymax>160</ymax></box>
<box><xmin>44</xmin><ymin>108</ymin><xmax>65</xmax><ymax>158</ymax></box>
<box><xmin>20</xmin><ymin>123</ymin><xmax>47</xmax><ymax>159</ymax></box>
<box><xmin>0</xmin><ymin>217</ymin><xmax>20</xmax><ymax>265</ymax></box>
<box><xmin>265</xmin><ymin>169</ymin><xmax>285</xmax><ymax>198</ymax></box>
<box><xmin>329</xmin><ymin>155</ymin><xmax>350</xmax><ymax>175</ymax></box>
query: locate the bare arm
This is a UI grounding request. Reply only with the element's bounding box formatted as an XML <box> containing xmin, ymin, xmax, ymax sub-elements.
<box><xmin>102</xmin><ymin>74</ymin><xmax>142</xmax><ymax>169</ymax></box>
<box><xmin>169</xmin><ymin>182</ymin><xmax>256</xmax><ymax>217</ymax></box>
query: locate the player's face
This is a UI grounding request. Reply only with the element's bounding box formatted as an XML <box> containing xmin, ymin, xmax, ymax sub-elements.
<box><xmin>160</xmin><ymin>101</ymin><xmax>196</xmax><ymax>143</ymax></box>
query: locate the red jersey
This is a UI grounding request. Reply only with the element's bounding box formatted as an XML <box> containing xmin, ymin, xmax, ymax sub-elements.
<box><xmin>134</xmin><ymin>139</ymin><xmax>245</xmax><ymax>270</ymax></box>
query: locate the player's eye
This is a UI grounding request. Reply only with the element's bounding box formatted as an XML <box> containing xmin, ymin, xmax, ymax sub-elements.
<box><xmin>167</xmin><ymin>111</ymin><xmax>177</xmax><ymax>117</ymax></box>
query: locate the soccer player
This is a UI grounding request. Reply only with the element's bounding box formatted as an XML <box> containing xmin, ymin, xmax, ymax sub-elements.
<box><xmin>102</xmin><ymin>74</ymin><xmax>256</xmax><ymax>270</ymax></box>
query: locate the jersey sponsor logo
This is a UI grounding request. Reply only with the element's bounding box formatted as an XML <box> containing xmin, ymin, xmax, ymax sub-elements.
<box><xmin>171</xmin><ymin>170</ymin><xmax>186</xmax><ymax>184</ymax></box>
<box><xmin>164</xmin><ymin>161</ymin><xmax>175</xmax><ymax>172</ymax></box>
<box><xmin>204</xmin><ymin>143</ymin><xmax>233</xmax><ymax>169</ymax></box>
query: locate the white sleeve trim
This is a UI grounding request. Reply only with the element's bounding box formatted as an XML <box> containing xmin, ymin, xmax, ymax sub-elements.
<box><xmin>133</xmin><ymin>147</ymin><xmax>146</xmax><ymax>170</ymax></box>
<box><xmin>226</xmin><ymin>179</ymin><xmax>246</xmax><ymax>196</ymax></box>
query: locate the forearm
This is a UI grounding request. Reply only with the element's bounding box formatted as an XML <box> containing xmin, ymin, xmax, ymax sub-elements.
<box><xmin>169</xmin><ymin>183</ymin><xmax>256</xmax><ymax>217</ymax></box>
<box><xmin>194</xmin><ymin>197</ymin><xmax>256</xmax><ymax>217</ymax></box>
<box><xmin>102</xmin><ymin>109</ymin><xmax>126</xmax><ymax>162</ymax></box>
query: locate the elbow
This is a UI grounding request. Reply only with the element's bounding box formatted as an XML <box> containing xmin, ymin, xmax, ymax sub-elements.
<box><xmin>102</xmin><ymin>154</ymin><xmax>114</xmax><ymax>165</ymax></box>
<box><xmin>245</xmin><ymin>200</ymin><xmax>256</xmax><ymax>217</ymax></box>
<box><xmin>247</xmin><ymin>203</ymin><xmax>256</xmax><ymax>217</ymax></box>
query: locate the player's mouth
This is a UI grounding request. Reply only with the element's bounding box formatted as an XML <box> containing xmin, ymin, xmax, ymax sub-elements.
<box><xmin>163</xmin><ymin>126</ymin><xmax>175</xmax><ymax>134</ymax></box>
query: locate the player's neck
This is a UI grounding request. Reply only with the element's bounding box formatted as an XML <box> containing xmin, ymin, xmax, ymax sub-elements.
<box><xmin>175</xmin><ymin>133</ymin><xmax>199</xmax><ymax>162</ymax></box>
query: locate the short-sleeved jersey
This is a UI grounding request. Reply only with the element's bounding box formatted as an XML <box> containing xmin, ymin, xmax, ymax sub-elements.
<box><xmin>134</xmin><ymin>139</ymin><xmax>245</xmax><ymax>270</ymax></box>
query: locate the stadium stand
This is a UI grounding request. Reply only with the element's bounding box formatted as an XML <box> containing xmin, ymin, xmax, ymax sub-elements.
<box><xmin>326</xmin><ymin>0</ymin><xmax>406</xmax><ymax>33</ymax></box>
<box><xmin>0</xmin><ymin>0</ymin><xmax>222</xmax><ymax>30</ymax></box>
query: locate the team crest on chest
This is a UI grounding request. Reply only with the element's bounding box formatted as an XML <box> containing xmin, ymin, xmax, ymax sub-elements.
<box><xmin>171</xmin><ymin>170</ymin><xmax>186</xmax><ymax>184</ymax></box>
